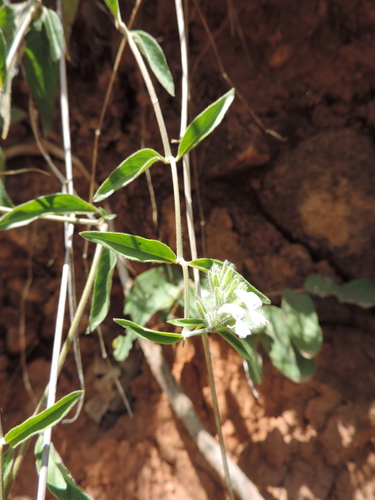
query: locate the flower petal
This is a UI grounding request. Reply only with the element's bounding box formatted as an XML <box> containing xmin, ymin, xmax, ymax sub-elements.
<box><xmin>218</xmin><ymin>303</ymin><xmax>246</xmax><ymax>320</ymax></box>
<box><xmin>234</xmin><ymin>320</ymin><xmax>252</xmax><ymax>338</ymax></box>
<box><xmin>235</xmin><ymin>290</ymin><xmax>263</xmax><ymax>310</ymax></box>
<box><xmin>248</xmin><ymin>310</ymin><xmax>268</xmax><ymax>328</ymax></box>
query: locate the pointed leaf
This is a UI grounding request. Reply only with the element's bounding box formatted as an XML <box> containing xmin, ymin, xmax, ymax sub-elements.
<box><xmin>94</xmin><ymin>149</ymin><xmax>163</xmax><ymax>202</ymax></box>
<box><xmin>0</xmin><ymin>29</ymin><xmax>6</xmax><ymax>90</ymax></box>
<box><xmin>86</xmin><ymin>248</ymin><xmax>116</xmax><ymax>333</ymax></box>
<box><xmin>61</xmin><ymin>0</ymin><xmax>80</xmax><ymax>49</ymax></box>
<box><xmin>216</xmin><ymin>329</ymin><xmax>255</xmax><ymax>361</ymax></box>
<box><xmin>305</xmin><ymin>274</ymin><xmax>375</xmax><ymax>309</ymax></box>
<box><xmin>4</xmin><ymin>391</ymin><xmax>83</xmax><ymax>448</ymax></box>
<box><xmin>282</xmin><ymin>289</ymin><xmax>323</xmax><ymax>358</ymax></box>
<box><xmin>0</xmin><ymin>147</ymin><xmax>13</xmax><ymax>207</ymax></box>
<box><xmin>114</xmin><ymin>318</ymin><xmax>183</xmax><ymax>344</ymax></box>
<box><xmin>113</xmin><ymin>332</ymin><xmax>137</xmax><ymax>362</ymax></box>
<box><xmin>0</xmin><ymin>194</ymin><xmax>98</xmax><ymax>230</ymax></box>
<box><xmin>304</xmin><ymin>274</ymin><xmax>340</xmax><ymax>298</ymax></box>
<box><xmin>42</xmin><ymin>7</ymin><xmax>64</xmax><ymax>61</ymax></box>
<box><xmin>81</xmin><ymin>231</ymin><xmax>177</xmax><ymax>263</ymax></box>
<box><xmin>262</xmin><ymin>306</ymin><xmax>316</xmax><ymax>382</ymax></box>
<box><xmin>103</xmin><ymin>0</ymin><xmax>120</xmax><ymax>23</ymax></box>
<box><xmin>243</xmin><ymin>335</ymin><xmax>263</xmax><ymax>384</ymax></box>
<box><xmin>131</xmin><ymin>30</ymin><xmax>174</xmax><ymax>96</ymax></box>
<box><xmin>2</xmin><ymin>447</ymin><xmax>14</xmax><ymax>486</ymax></box>
<box><xmin>0</xmin><ymin>53</ymin><xmax>12</xmax><ymax>138</ymax></box>
<box><xmin>35</xmin><ymin>436</ymin><xmax>94</xmax><ymax>500</ymax></box>
<box><xmin>188</xmin><ymin>258</ymin><xmax>271</xmax><ymax>304</ymax></box>
<box><xmin>188</xmin><ymin>258</ymin><xmax>222</xmax><ymax>272</ymax></box>
<box><xmin>336</xmin><ymin>280</ymin><xmax>375</xmax><ymax>308</ymax></box>
<box><xmin>177</xmin><ymin>89</ymin><xmax>235</xmax><ymax>160</ymax></box>
<box><xmin>168</xmin><ymin>318</ymin><xmax>205</xmax><ymax>328</ymax></box>
<box><xmin>124</xmin><ymin>266</ymin><xmax>182</xmax><ymax>326</ymax></box>
<box><xmin>24</xmin><ymin>23</ymin><xmax>59</xmax><ymax>135</ymax></box>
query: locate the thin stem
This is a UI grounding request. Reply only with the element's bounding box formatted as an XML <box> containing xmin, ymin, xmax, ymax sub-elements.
<box><xmin>36</xmin><ymin>2</ymin><xmax>76</xmax><ymax>495</ymax></box>
<box><xmin>202</xmin><ymin>334</ymin><xmax>234</xmax><ymax>500</ymax></box>
<box><xmin>117</xmin><ymin>20</ymin><xmax>183</xmax><ymax>261</ymax></box>
<box><xmin>175</xmin><ymin>1</ymin><xmax>234</xmax><ymax>497</ymax></box>
<box><xmin>89</xmin><ymin>0</ymin><xmax>142</xmax><ymax>203</ymax></box>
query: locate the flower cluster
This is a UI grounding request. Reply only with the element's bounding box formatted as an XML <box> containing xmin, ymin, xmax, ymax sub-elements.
<box><xmin>194</xmin><ymin>261</ymin><xmax>268</xmax><ymax>339</ymax></box>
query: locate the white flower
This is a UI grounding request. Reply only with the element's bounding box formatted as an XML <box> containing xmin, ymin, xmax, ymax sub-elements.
<box><xmin>218</xmin><ymin>303</ymin><xmax>252</xmax><ymax>338</ymax></box>
<box><xmin>217</xmin><ymin>290</ymin><xmax>268</xmax><ymax>338</ymax></box>
<box><xmin>234</xmin><ymin>289</ymin><xmax>262</xmax><ymax>310</ymax></box>
<box><xmin>218</xmin><ymin>303</ymin><xmax>246</xmax><ymax>320</ymax></box>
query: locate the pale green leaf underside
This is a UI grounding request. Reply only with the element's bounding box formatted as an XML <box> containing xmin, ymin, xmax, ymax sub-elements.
<box><xmin>305</xmin><ymin>274</ymin><xmax>375</xmax><ymax>309</ymax></box>
<box><xmin>217</xmin><ymin>329</ymin><xmax>254</xmax><ymax>361</ymax></box>
<box><xmin>24</xmin><ymin>22</ymin><xmax>59</xmax><ymax>136</ymax></box>
<box><xmin>177</xmin><ymin>88</ymin><xmax>235</xmax><ymax>160</ymax></box>
<box><xmin>42</xmin><ymin>7</ymin><xmax>64</xmax><ymax>62</ymax></box>
<box><xmin>5</xmin><ymin>391</ymin><xmax>83</xmax><ymax>448</ymax></box>
<box><xmin>86</xmin><ymin>248</ymin><xmax>116</xmax><ymax>333</ymax></box>
<box><xmin>0</xmin><ymin>194</ymin><xmax>98</xmax><ymax>230</ymax></box>
<box><xmin>124</xmin><ymin>266</ymin><xmax>182</xmax><ymax>326</ymax></box>
<box><xmin>282</xmin><ymin>288</ymin><xmax>323</xmax><ymax>358</ymax></box>
<box><xmin>262</xmin><ymin>306</ymin><xmax>316</xmax><ymax>383</ymax></box>
<box><xmin>93</xmin><ymin>148</ymin><xmax>163</xmax><ymax>202</ymax></box>
<box><xmin>113</xmin><ymin>332</ymin><xmax>137</xmax><ymax>362</ymax></box>
<box><xmin>168</xmin><ymin>318</ymin><xmax>205</xmax><ymax>328</ymax></box>
<box><xmin>35</xmin><ymin>436</ymin><xmax>94</xmax><ymax>500</ymax></box>
<box><xmin>114</xmin><ymin>318</ymin><xmax>183</xmax><ymax>344</ymax></box>
<box><xmin>81</xmin><ymin>231</ymin><xmax>177</xmax><ymax>264</ymax></box>
<box><xmin>131</xmin><ymin>30</ymin><xmax>175</xmax><ymax>96</ymax></box>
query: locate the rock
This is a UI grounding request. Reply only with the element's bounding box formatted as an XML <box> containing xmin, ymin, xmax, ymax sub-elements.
<box><xmin>259</xmin><ymin>128</ymin><xmax>375</xmax><ymax>280</ymax></box>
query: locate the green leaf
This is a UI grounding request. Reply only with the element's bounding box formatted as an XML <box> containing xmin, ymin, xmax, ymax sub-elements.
<box><xmin>262</xmin><ymin>306</ymin><xmax>316</xmax><ymax>382</ymax></box>
<box><xmin>216</xmin><ymin>329</ymin><xmax>255</xmax><ymax>361</ymax></box>
<box><xmin>188</xmin><ymin>258</ymin><xmax>223</xmax><ymax>272</ymax></box>
<box><xmin>0</xmin><ymin>29</ymin><xmax>6</xmax><ymax>91</ymax></box>
<box><xmin>86</xmin><ymin>248</ymin><xmax>116</xmax><ymax>334</ymax></box>
<box><xmin>282</xmin><ymin>289</ymin><xmax>323</xmax><ymax>358</ymax></box>
<box><xmin>81</xmin><ymin>232</ymin><xmax>177</xmax><ymax>264</ymax></box>
<box><xmin>243</xmin><ymin>335</ymin><xmax>263</xmax><ymax>384</ymax></box>
<box><xmin>305</xmin><ymin>274</ymin><xmax>375</xmax><ymax>309</ymax></box>
<box><xmin>42</xmin><ymin>7</ymin><xmax>64</xmax><ymax>62</ymax></box>
<box><xmin>114</xmin><ymin>318</ymin><xmax>183</xmax><ymax>344</ymax></box>
<box><xmin>4</xmin><ymin>391</ymin><xmax>83</xmax><ymax>448</ymax></box>
<box><xmin>125</xmin><ymin>266</ymin><xmax>182</xmax><ymax>326</ymax></box>
<box><xmin>61</xmin><ymin>0</ymin><xmax>80</xmax><ymax>49</ymax></box>
<box><xmin>131</xmin><ymin>30</ymin><xmax>174</xmax><ymax>96</ymax></box>
<box><xmin>0</xmin><ymin>147</ymin><xmax>13</xmax><ymax>207</ymax></box>
<box><xmin>93</xmin><ymin>149</ymin><xmax>163</xmax><ymax>202</ymax></box>
<box><xmin>0</xmin><ymin>194</ymin><xmax>98</xmax><ymax>230</ymax></box>
<box><xmin>10</xmin><ymin>106</ymin><xmax>26</xmax><ymax>124</ymax></box>
<box><xmin>168</xmin><ymin>318</ymin><xmax>205</xmax><ymax>328</ymax></box>
<box><xmin>188</xmin><ymin>258</ymin><xmax>271</xmax><ymax>304</ymax></box>
<box><xmin>304</xmin><ymin>274</ymin><xmax>339</xmax><ymax>298</ymax></box>
<box><xmin>24</xmin><ymin>23</ymin><xmax>59</xmax><ymax>135</ymax></box>
<box><xmin>2</xmin><ymin>447</ymin><xmax>14</xmax><ymax>488</ymax></box>
<box><xmin>0</xmin><ymin>3</ymin><xmax>25</xmax><ymax>48</ymax></box>
<box><xmin>336</xmin><ymin>280</ymin><xmax>375</xmax><ymax>308</ymax></box>
<box><xmin>103</xmin><ymin>0</ymin><xmax>120</xmax><ymax>23</ymax></box>
<box><xmin>35</xmin><ymin>436</ymin><xmax>94</xmax><ymax>500</ymax></box>
<box><xmin>112</xmin><ymin>331</ymin><xmax>137</xmax><ymax>362</ymax></box>
<box><xmin>177</xmin><ymin>89</ymin><xmax>235</xmax><ymax>160</ymax></box>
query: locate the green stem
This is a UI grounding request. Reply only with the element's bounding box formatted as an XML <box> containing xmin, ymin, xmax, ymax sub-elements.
<box><xmin>117</xmin><ymin>20</ymin><xmax>183</xmax><ymax>261</ymax></box>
